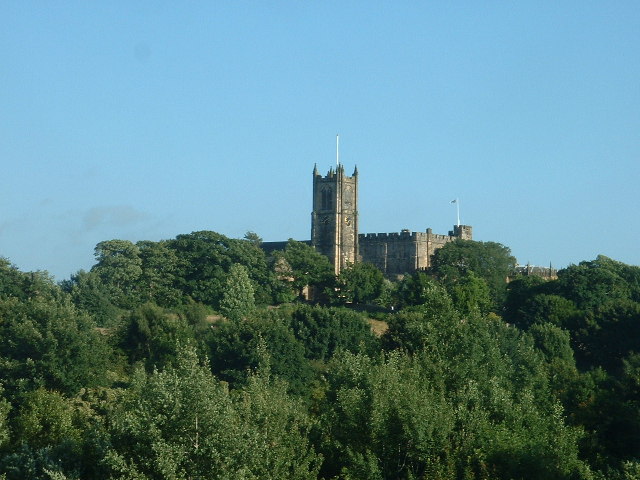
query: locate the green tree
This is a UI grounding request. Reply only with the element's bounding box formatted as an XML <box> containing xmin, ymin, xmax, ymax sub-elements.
<box><xmin>104</xmin><ymin>346</ymin><xmax>320</xmax><ymax>479</ymax></box>
<box><xmin>515</xmin><ymin>293</ymin><xmax>580</xmax><ymax>330</ymax></box>
<box><xmin>556</xmin><ymin>256</ymin><xmax>640</xmax><ymax>311</ymax></box>
<box><xmin>0</xmin><ymin>259</ymin><xmax>59</xmax><ymax>301</ymax></box>
<box><xmin>207</xmin><ymin>314</ymin><xmax>313</xmax><ymax>394</ymax></box>
<box><xmin>276</xmin><ymin>239</ymin><xmax>334</xmax><ymax>299</ymax></box>
<box><xmin>136</xmin><ymin>240</ymin><xmax>182</xmax><ymax>308</ymax></box>
<box><xmin>395</xmin><ymin>271</ymin><xmax>446</xmax><ymax>308</ymax></box>
<box><xmin>0</xmin><ymin>258</ymin><xmax>27</xmax><ymax>299</ymax></box>
<box><xmin>285</xmin><ymin>304</ymin><xmax>377</xmax><ymax>361</ymax></box>
<box><xmin>168</xmin><ymin>230</ymin><xmax>275</xmax><ymax>307</ymax></box>
<box><xmin>334</xmin><ymin>262</ymin><xmax>384</xmax><ymax>304</ymax></box>
<box><xmin>0</xmin><ymin>387</ymin><xmax>10</xmax><ymax>450</ymax></box>
<box><xmin>91</xmin><ymin>239</ymin><xmax>143</xmax><ymax>309</ymax></box>
<box><xmin>62</xmin><ymin>270</ymin><xmax>120</xmax><ymax>327</ymax></box>
<box><xmin>119</xmin><ymin>302</ymin><xmax>195</xmax><ymax>370</ymax></box>
<box><xmin>448</xmin><ymin>270</ymin><xmax>492</xmax><ymax>316</ymax></box>
<box><xmin>429</xmin><ymin>239</ymin><xmax>516</xmax><ymax>309</ymax></box>
<box><xmin>0</xmin><ymin>387</ymin><xmax>107</xmax><ymax>480</ymax></box>
<box><xmin>503</xmin><ymin>275</ymin><xmax>548</xmax><ymax>324</ymax></box>
<box><xmin>0</xmin><ymin>295</ymin><xmax>110</xmax><ymax>397</ymax></box>
<box><xmin>318</xmin><ymin>350</ymin><xmax>454</xmax><ymax>479</ymax></box>
<box><xmin>219</xmin><ymin>264</ymin><xmax>256</xmax><ymax>322</ymax></box>
<box><xmin>243</xmin><ymin>231</ymin><xmax>262</xmax><ymax>246</ymax></box>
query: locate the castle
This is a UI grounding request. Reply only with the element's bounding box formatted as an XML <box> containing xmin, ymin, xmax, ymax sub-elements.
<box><xmin>264</xmin><ymin>164</ymin><xmax>473</xmax><ymax>277</ymax></box>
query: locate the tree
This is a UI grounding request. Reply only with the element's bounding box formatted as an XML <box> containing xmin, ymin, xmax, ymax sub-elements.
<box><xmin>515</xmin><ymin>294</ymin><xmax>580</xmax><ymax>331</ymax></box>
<box><xmin>318</xmin><ymin>350</ymin><xmax>454</xmax><ymax>479</ymax></box>
<box><xmin>429</xmin><ymin>239</ymin><xmax>516</xmax><ymax>309</ymax></box>
<box><xmin>136</xmin><ymin>240</ymin><xmax>182</xmax><ymax>307</ymax></box>
<box><xmin>275</xmin><ymin>240</ymin><xmax>334</xmax><ymax>299</ymax></box>
<box><xmin>556</xmin><ymin>256</ymin><xmax>640</xmax><ymax>311</ymax></box>
<box><xmin>104</xmin><ymin>346</ymin><xmax>320</xmax><ymax>479</ymax></box>
<box><xmin>207</xmin><ymin>314</ymin><xmax>313</xmax><ymax>394</ymax></box>
<box><xmin>0</xmin><ymin>295</ymin><xmax>110</xmax><ymax>397</ymax></box>
<box><xmin>168</xmin><ymin>230</ymin><xmax>276</xmax><ymax>307</ymax></box>
<box><xmin>448</xmin><ymin>270</ymin><xmax>492</xmax><ymax>316</ymax></box>
<box><xmin>219</xmin><ymin>264</ymin><xmax>256</xmax><ymax>322</ymax></box>
<box><xmin>62</xmin><ymin>270</ymin><xmax>119</xmax><ymax>327</ymax></box>
<box><xmin>334</xmin><ymin>262</ymin><xmax>384</xmax><ymax>304</ymax></box>
<box><xmin>285</xmin><ymin>304</ymin><xmax>377</xmax><ymax>361</ymax></box>
<box><xmin>394</xmin><ymin>271</ymin><xmax>454</xmax><ymax>311</ymax></box>
<box><xmin>119</xmin><ymin>302</ymin><xmax>195</xmax><ymax>370</ymax></box>
<box><xmin>243</xmin><ymin>231</ymin><xmax>262</xmax><ymax>246</ymax></box>
<box><xmin>91</xmin><ymin>240</ymin><xmax>143</xmax><ymax>309</ymax></box>
<box><xmin>0</xmin><ymin>388</ymin><xmax>94</xmax><ymax>480</ymax></box>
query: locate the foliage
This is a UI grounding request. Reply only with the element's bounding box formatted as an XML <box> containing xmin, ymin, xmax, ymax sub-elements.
<box><xmin>118</xmin><ymin>303</ymin><xmax>195</xmax><ymax>371</ymax></box>
<box><xmin>136</xmin><ymin>240</ymin><xmax>182</xmax><ymax>307</ymax></box>
<box><xmin>317</xmin><ymin>351</ymin><xmax>454</xmax><ymax>479</ymax></box>
<box><xmin>275</xmin><ymin>239</ymin><xmax>334</xmax><ymax>299</ymax></box>
<box><xmin>91</xmin><ymin>240</ymin><xmax>143</xmax><ymax>310</ymax></box>
<box><xmin>429</xmin><ymin>239</ymin><xmax>516</xmax><ymax>309</ymax></box>
<box><xmin>168</xmin><ymin>230</ymin><xmax>276</xmax><ymax>308</ymax></box>
<box><xmin>285</xmin><ymin>304</ymin><xmax>377</xmax><ymax>361</ymax></box>
<box><xmin>394</xmin><ymin>271</ymin><xmax>449</xmax><ymax>309</ymax></box>
<box><xmin>334</xmin><ymin>262</ymin><xmax>384</xmax><ymax>304</ymax></box>
<box><xmin>0</xmin><ymin>294</ymin><xmax>110</xmax><ymax>397</ymax></box>
<box><xmin>320</xmin><ymin>311</ymin><xmax>590</xmax><ymax>479</ymax></box>
<box><xmin>207</xmin><ymin>314</ymin><xmax>313</xmax><ymax>394</ymax></box>
<box><xmin>61</xmin><ymin>270</ymin><xmax>120</xmax><ymax>327</ymax></box>
<box><xmin>104</xmin><ymin>346</ymin><xmax>320</xmax><ymax>479</ymax></box>
<box><xmin>219</xmin><ymin>263</ymin><xmax>256</xmax><ymax>322</ymax></box>
<box><xmin>3</xmin><ymin>246</ymin><xmax>640</xmax><ymax>478</ymax></box>
<box><xmin>447</xmin><ymin>270</ymin><xmax>492</xmax><ymax>316</ymax></box>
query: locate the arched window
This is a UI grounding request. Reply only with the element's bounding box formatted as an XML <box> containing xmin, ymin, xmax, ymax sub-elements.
<box><xmin>321</xmin><ymin>187</ymin><xmax>333</xmax><ymax>210</ymax></box>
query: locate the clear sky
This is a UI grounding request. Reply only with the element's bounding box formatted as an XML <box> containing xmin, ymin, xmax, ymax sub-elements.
<box><xmin>1</xmin><ymin>2</ymin><xmax>639</xmax><ymax>280</ymax></box>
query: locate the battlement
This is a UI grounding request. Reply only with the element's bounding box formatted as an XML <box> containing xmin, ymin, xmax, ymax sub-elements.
<box><xmin>358</xmin><ymin>228</ymin><xmax>459</xmax><ymax>243</ymax></box>
<box><xmin>313</xmin><ymin>163</ymin><xmax>358</xmax><ymax>180</ymax></box>
<box><xmin>359</xmin><ymin>230</ymin><xmax>418</xmax><ymax>240</ymax></box>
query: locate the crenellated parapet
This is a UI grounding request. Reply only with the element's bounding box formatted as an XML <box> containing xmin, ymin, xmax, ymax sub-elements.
<box><xmin>358</xmin><ymin>225</ymin><xmax>473</xmax><ymax>277</ymax></box>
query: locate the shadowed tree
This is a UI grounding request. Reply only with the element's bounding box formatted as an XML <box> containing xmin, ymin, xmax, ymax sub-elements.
<box><xmin>429</xmin><ymin>239</ymin><xmax>516</xmax><ymax>309</ymax></box>
<box><xmin>275</xmin><ymin>239</ymin><xmax>334</xmax><ymax>300</ymax></box>
<box><xmin>91</xmin><ymin>240</ymin><xmax>143</xmax><ymax>309</ymax></box>
<box><xmin>334</xmin><ymin>262</ymin><xmax>384</xmax><ymax>305</ymax></box>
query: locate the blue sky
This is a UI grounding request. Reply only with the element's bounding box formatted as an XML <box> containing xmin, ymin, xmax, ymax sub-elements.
<box><xmin>1</xmin><ymin>2</ymin><xmax>639</xmax><ymax>280</ymax></box>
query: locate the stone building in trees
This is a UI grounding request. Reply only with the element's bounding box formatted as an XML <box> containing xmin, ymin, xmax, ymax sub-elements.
<box><xmin>312</xmin><ymin>164</ymin><xmax>472</xmax><ymax>277</ymax></box>
<box><xmin>264</xmin><ymin>164</ymin><xmax>473</xmax><ymax>277</ymax></box>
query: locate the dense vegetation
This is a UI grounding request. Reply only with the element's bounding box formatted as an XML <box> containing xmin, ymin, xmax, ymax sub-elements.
<box><xmin>0</xmin><ymin>232</ymin><xmax>639</xmax><ymax>479</ymax></box>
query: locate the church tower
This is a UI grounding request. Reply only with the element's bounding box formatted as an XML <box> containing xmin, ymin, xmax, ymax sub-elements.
<box><xmin>311</xmin><ymin>164</ymin><xmax>358</xmax><ymax>274</ymax></box>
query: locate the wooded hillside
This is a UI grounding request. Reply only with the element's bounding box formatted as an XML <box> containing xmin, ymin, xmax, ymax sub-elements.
<box><xmin>0</xmin><ymin>233</ymin><xmax>638</xmax><ymax>479</ymax></box>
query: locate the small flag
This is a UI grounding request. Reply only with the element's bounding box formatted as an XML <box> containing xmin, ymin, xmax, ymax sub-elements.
<box><xmin>451</xmin><ymin>199</ymin><xmax>457</xmax><ymax>204</ymax></box>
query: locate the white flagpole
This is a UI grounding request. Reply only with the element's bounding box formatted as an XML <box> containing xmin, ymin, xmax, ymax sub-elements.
<box><xmin>336</xmin><ymin>134</ymin><xmax>339</xmax><ymax>167</ymax></box>
<box><xmin>451</xmin><ymin>199</ymin><xmax>460</xmax><ymax>226</ymax></box>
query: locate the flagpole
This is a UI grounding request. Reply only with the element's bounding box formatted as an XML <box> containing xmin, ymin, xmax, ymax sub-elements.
<box><xmin>336</xmin><ymin>134</ymin><xmax>339</xmax><ymax>167</ymax></box>
<box><xmin>451</xmin><ymin>198</ymin><xmax>460</xmax><ymax>227</ymax></box>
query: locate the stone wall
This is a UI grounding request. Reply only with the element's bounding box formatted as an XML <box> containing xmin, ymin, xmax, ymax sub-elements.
<box><xmin>359</xmin><ymin>225</ymin><xmax>472</xmax><ymax>277</ymax></box>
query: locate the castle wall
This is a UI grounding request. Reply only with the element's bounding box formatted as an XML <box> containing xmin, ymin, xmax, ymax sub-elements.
<box><xmin>359</xmin><ymin>226</ymin><xmax>472</xmax><ymax>277</ymax></box>
<box><xmin>308</xmin><ymin>163</ymin><xmax>473</xmax><ymax>277</ymax></box>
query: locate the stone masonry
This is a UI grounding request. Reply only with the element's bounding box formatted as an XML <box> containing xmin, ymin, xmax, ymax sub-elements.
<box><xmin>310</xmin><ymin>164</ymin><xmax>472</xmax><ymax>276</ymax></box>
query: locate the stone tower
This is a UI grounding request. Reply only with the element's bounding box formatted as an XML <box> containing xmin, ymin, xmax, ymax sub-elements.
<box><xmin>311</xmin><ymin>164</ymin><xmax>358</xmax><ymax>274</ymax></box>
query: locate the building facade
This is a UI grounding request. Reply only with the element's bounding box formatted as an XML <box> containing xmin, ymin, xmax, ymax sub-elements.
<box><xmin>310</xmin><ymin>164</ymin><xmax>472</xmax><ymax>276</ymax></box>
<box><xmin>311</xmin><ymin>164</ymin><xmax>359</xmax><ymax>274</ymax></box>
